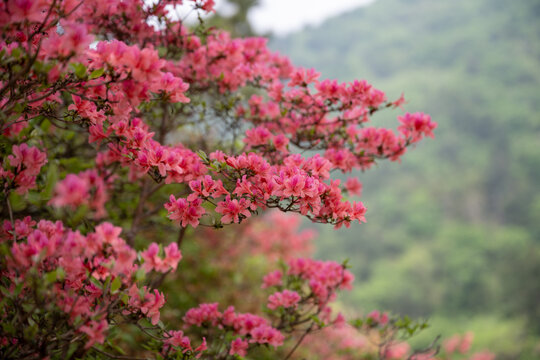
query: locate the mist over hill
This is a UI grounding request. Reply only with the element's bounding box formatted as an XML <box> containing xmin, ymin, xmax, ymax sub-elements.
<box><xmin>270</xmin><ymin>0</ymin><xmax>540</xmax><ymax>357</ymax></box>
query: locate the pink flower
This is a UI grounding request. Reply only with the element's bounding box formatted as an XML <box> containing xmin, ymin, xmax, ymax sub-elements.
<box><xmin>459</xmin><ymin>332</ymin><xmax>474</xmax><ymax>353</ymax></box>
<box><xmin>194</xmin><ymin>338</ymin><xmax>207</xmax><ymax>354</ymax></box>
<box><xmin>267</xmin><ymin>290</ymin><xmax>301</xmax><ymax>310</ymax></box>
<box><xmin>444</xmin><ymin>334</ymin><xmax>461</xmax><ymax>354</ymax></box>
<box><xmin>165</xmin><ymin>330</ymin><xmax>192</xmax><ymax>352</ymax></box>
<box><xmin>249</xmin><ymin>325</ymin><xmax>284</xmax><ymax>348</ymax></box>
<box><xmin>215</xmin><ymin>195</ymin><xmax>252</xmax><ymax>224</ymax></box>
<box><xmin>183</xmin><ymin>303</ymin><xmax>222</xmax><ymax>327</ymax></box>
<box><xmin>193</xmin><ymin>0</ymin><xmax>216</xmax><ymax>12</ymax></box>
<box><xmin>141</xmin><ymin>289</ymin><xmax>165</xmax><ymax>325</ymax></box>
<box><xmin>4</xmin><ymin>0</ymin><xmax>48</xmax><ymax>23</ymax></box>
<box><xmin>163</xmin><ymin>242</ymin><xmax>182</xmax><ymax>271</ymax></box>
<box><xmin>380</xmin><ymin>312</ymin><xmax>389</xmax><ymax>326</ymax></box>
<box><xmin>367</xmin><ymin>310</ymin><xmax>381</xmax><ymax>322</ymax></box>
<box><xmin>140</xmin><ymin>242</ymin><xmax>181</xmax><ymax>273</ymax></box>
<box><xmin>165</xmin><ymin>195</ymin><xmax>206</xmax><ymax>227</ymax></box>
<box><xmin>280</xmin><ymin>173</ymin><xmax>308</xmax><ymax>197</ymax></box>
<box><xmin>286</xmin><ymin>258</ymin><xmax>354</xmax><ymax>304</ymax></box>
<box><xmin>221</xmin><ymin>306</ymin><xmax>236</xmax><ymax>326</ymax></box>
<box><xmin>398</xmin><ymin>112</ymin><xmax>437</xmax><ymax>142</ymax></box>
<box><xmin>231</xmin><ymin>313</ymin><xmax>268</xmax><ymax>335</ymax></box>
<box><xmin>8</xmin><ymin>144</ymin><xmax>47</xmax><ymax>173</ymax></box>
<box><xmin>443</xmin><ymin>332</ymin><xmax>474</xmax><ymax>354</ymax></box>
<box><xmin>384</xmin><ymin>342</ymin><xmax>410</xmax><ymax>359</ymax></box>
<box><xmin>49</xmin><ymin>170</ymin><xmax>109</xmax><ymax>217</ymax></box>
<box><xmin>245</xmin><ymin>126</ymin><xmax>273</xmax><ymax>147</ymax></box>
<box><xmin>288</xmin><ymin>67</ymin><xmax>320</xmax><ymax>87</ymax></box>
<box><xmin>304</xmin><ymin>154</ymin><xmax>332</xmax><ymax>179</ymax></box>
<box><xmin>188</xmin><ymin>175</ymin><xmax>228</xmax><ymax>201</ymax></box>
<box><xmin>273</xmin><ymin>134</ymin><xmax>289</xmax><ymax>152</ymax></box>
<box><xmin>113</xmin><ymin>244</ymin><xmax>137</xmax><ymax>276</ymax></box>
<box><xmin>6</xmin><ymin>143</ymin><xmax>47</xmax><ymax>194</ymax></box>
<box><xmin>261</xmin><ymin>270</ymin><xmax>282</xmax><ymax>289</ymax></box>
<box><xmin>229</xmin><ymin>338</ymin><xmax>249</xmax><ymax>357</ymax></box>
<box><xmin>344</xmin><ymin>178</ymin><xmax>362</xmax><ymax>196</ymax></box>
<box><xmin>95</xmin><ymin>223</ymin><xmax>122</xmax><ymax>246</ymax></box>
<box><xmin>392</xmin><ymin>93</ymin><xmax>406</xmax><ymax>108</ymax></box>
<box><xmin>80</xmin><ymin>319</ymin><xmax>108</xmax><ymax>349</ymax></box>
<box><xmin>42</xmin><ymin>21</ymin><xmax>93</xmax><ymax>59</ymax></box>
<box><xmin>141</xmin><ymin>243</ymin><xmax>162</xmax><ymax>272</ymax></box>
<box><xmin>160</xmin><ymin>72</ymin><xmax>190</xmax><ymax>103</ymax></box>
<box><xmin>367</xmin><ymin>310</ymin><xmax>389</xmax><ymax>326</ymax></box>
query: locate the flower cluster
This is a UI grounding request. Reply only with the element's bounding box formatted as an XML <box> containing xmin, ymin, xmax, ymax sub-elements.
<box><xmin>243</xmin><ymin>211</ymin><xmax>315</xmax><ymax>260</ymax></box>
<box><xmin>1</xmin><ymin>219</ymin><xmax>165</xmax><ymax>350</ymax></box>
<box><xmin>183</xmin><ymin>303</ymin><xmax>285</xmax><ymax>356</ymax></box>
<box><xmin>1</xmin><ymin>144</ymin><xmax>47</xmax><ymax>195</ymax></box>
<box><xmin>49</xmin><ymin>169</ymin><xmax>110</xmax><ymax>218</ymax></box>
<box><xmin>267</xmin><ymin>289</ymin><xmax>301</xmax><ymax>310</ymax></box>
<box><xmin>0</xmin><ymin>0</ymin><xmax>447</xmax><ymax>358</ymax></box>
<box><xmin>300</xmin><ymin>316</ymin><xmax>495</xmax><ymax>360</ymax></box>
<box><xmin>1</xmin><ymin>0</ymin><xmax>436</xmax><ymax>232</ymax></box>
<box><xmin>140</xmin><ymin>242</ymin><xmax>183</xmax><ymax>273</ymax></box>
<box><xmin>285</xmin><ymin>257</ymin><xmax>355</xmax><ymax>304</ymax></box>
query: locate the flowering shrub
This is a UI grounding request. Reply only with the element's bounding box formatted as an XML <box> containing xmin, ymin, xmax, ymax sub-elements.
<box><xmin>0</xmin><ymin>0</ymin><xmax>493</xmax><ymax>359</ymax></box>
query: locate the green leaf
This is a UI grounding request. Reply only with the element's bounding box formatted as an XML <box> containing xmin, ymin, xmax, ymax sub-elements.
<box><xmin>197</xmin><ymin>150</ymin><xmax>208</xmax><ymax>162</ymax></box>
<box><xmin>135</xmin><ymin>267</ymin><xmax>146</xmax><ymax>282</ymax></box>
<box><xmin>90</xmin><ymin>276</ymin><xmax>103</xmax><ymax>289</ymax></box>
<box><xmin>56</xmin><ymin>267</ymin><xmax>65</xmax><ymax>281</ymax></box>
<box><xmin>66</xmin><ymin>343</ymin><xmax>79</xmax><ymax>358</ymax></box>
<box><xmin>71</xmin><ymin>63</ymin><xmax>87</xmax><ymax>79</ymax></box>
<box><xmin>0</xmin><ymin>286</ymin><xmax>11</xmax><ymax>298</ymax></box>
<box><xmin>45</xmin><ymin>269</ymin><xmax>58</xmax><ymax>283</ymax></box>
<box><xmin>89</xmin><ymin>68</ymin><xmax>105</xmax><ymax>79</ymax></box>
<box><xmin>103</xmin><ymin>275</ymin><xmax>111</xmax><ymax>292</ymax></box>
<box><xmin>120</xmin><ymin>293</ymin><xmax>129</xmax><ymax>304</ymax></box>
<box><xmin>23</xmin><ymin>324</ymin><xmax>38</xmax><ymax>340</ymax></box>
<box><xmin>111</xmin><ymin>277</ymin><xmax>122</xmax><ymax>294</ymax></box>
<box><xmin>11</xmin><ymin>47</ymin><xmax>21</xmax><ymax>59</ymax></box>
<box><xmin>2</xmin><ymin>322</ymin><xmax>16</xmax><ymax>335</ymax></box>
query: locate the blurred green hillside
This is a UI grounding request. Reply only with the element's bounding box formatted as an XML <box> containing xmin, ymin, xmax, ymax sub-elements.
<box><xmin>270</xmin><ymin>0</ymin><xmax>540</xmax><ymax>357</ymax></box>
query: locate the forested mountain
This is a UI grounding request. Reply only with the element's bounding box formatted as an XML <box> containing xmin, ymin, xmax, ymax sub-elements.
<box><xmin>271</xmin><ymin>0</ymin><xmax>540</xmax><ymax>357</ymax></box>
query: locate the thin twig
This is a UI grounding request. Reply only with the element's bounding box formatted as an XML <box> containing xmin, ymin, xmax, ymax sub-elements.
<box><xmin>284</xmin><ymin>323</ymin><xmax>314</xmax><ymax>360</ymax></box>
<box><xmin>177</xmin><ymin>226</ymin><xmax>187</xmax><ymax>247</ymax></box>
<box><xmin>407</xmin><ymin>335</ymin><xmax>441</xmax><ymax>360</ymax></box>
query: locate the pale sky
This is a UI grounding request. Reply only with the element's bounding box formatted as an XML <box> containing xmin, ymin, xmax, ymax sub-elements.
<box><xmin>246</xmin><ymin>0</ymin><xmax>375</xmax><ymax>35</ymax></box>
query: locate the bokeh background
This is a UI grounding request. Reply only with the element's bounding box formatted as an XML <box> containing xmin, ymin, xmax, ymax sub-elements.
<box><xmin>208</xmin><ymin>0</ymin><xmax>540</xmax><ymax>358</ymax></box>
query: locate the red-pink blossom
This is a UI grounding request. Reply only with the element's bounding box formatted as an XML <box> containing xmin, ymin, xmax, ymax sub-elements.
<box><xmin>249</xmin><ymin>325</ymin><xmax>284</xmax><ymax>348</ymax></box>
<box><xmin>183</xmin><ymin>303</ymin><xmax>222</xmax><ymax>327</ymax></box>
<box><xmin>215</xmin><ymin>195</ymin><xmax>253</xmax><ymax>224</ymax></box>
<box><xmin>261</xmin><ymin>270</ymin><xmax>283</xmax><ymax>289</ymax></box>
<box><xmin>384</xmin><ymin>342</ymin><xmax>411</xmax><ymax>359</ymax></box>
<box><xmin>229</xmin><ymin>338</ymin><xmax>249</xmax><ymax>357</ymax></box>
<box><xmin>165</xmin><ymin>195</ymin><xmax>206</xmax><ymax>227</ymax></box>
<box><xmin>79</xmin><ymin>319</ymin><xmax>108</xmax><ymax>349</ymax></box>
<box><xmin>344</xmin><ymin>178</ymin><xmax>363</xmax><ymax>196</ymax></box>
<box><xmin>267</xmin><ymin>289</ymin><xmax>301</xmax><ymax>310</ymax></box>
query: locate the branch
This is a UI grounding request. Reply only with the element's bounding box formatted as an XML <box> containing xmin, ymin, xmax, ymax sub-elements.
<box><xmin>283</xmin><ymin>323</ymin><xmax>314</xmax><ymax>360</ymax></box>
<box><xmin>407</xmin><ymin>335</ymin><xmax>441</xmax><ymax>360</ymax></box>
<box><xmin>177</xmin><ymin>226</ymin><xmax>187</xmax><ymax>247</ymax></box>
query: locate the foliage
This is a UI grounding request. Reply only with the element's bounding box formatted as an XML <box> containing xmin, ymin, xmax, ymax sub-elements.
<box><xmin>271</xmin><ymin>0</ymin><xmax>540</xmax><ymax>357</ymax></box>
<box><xmin>0</xmin><ymin>0</ymin><xmax>455</xmax><ymax>359</ymax></box>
